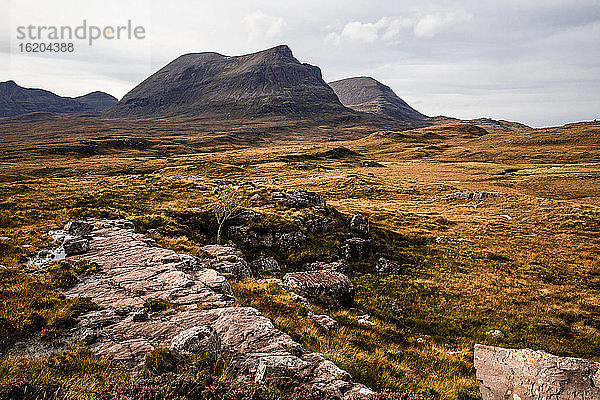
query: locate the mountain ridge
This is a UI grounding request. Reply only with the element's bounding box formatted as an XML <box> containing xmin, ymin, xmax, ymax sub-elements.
<box><xmin>0</xmin><ymin>80</ymin><xmax>117</xmax><ymax>117</ymax></box>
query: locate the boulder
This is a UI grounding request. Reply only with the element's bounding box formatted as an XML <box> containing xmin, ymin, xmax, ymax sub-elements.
<box><xmin>63</xmin><ymin>236</ymin><xmax>90</xmax><ymax>255</ymax></box>
<box><xmin>201</xmin><ymin>244</ymin><xmax>253</xmax><ymax>278</ymax></box>
<box><xmin>310</xmin><ymin>313</ymin><xmax>339</xmax><ymax>331</ymax></box>
<box><xmin>484</xmin><ymin>329</ymin><xmax>504</xmax><ymax>339</ymax></box>
<box><xmin>275</xmin><ymin>231</ymin><xmax>307</xmax><ymax>253</ymax></box>
<box><xmin>283</xmin><ymin>270</ymin><xmax>355</xmax><ymax>307</ymax></box>
<box><xmin>474</xmin><ymin>344</ymin><xmax>600</xmax><ymax>400</ymax></box>
<box><xmin>342</xmin><ymin>238</ymin><xmax>370</xmax><ymax>260</ymax></box>
<box><xmin>357</xmin><ymin>315</ymin><xmax>375</xmax><ymax>326</ymax></box>
<box><xmin>349</xmin><ymin>214</ymin><xmax>369</xmax><ymax>236</ymax></box>
<box><xmin>64</xmin><ymin>220</ymin><xmax>93</xmax><ymax>237</ymax></box>
<box><xmin>170</xmin><ymin>325</ymin><xmax>221</xmax><ymax>354</ymax></box>
<box><xmin>375</xmin><ymin>257</ymin><xmax>402</xmax><ymax>275</ymax></box>
<box><xmin>273</xmin><ymin>190</ymin><xmax>326</xmax><ymax>208</ymax></box>
<box><xmin>251</xmin><ymin>256</ymin><xmax>281</xmax><ymax>274</ymax></box>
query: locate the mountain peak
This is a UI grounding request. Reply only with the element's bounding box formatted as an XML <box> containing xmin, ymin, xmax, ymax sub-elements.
<box><xmin>106</xmin><ymin>45</ymin><xmax>350</xmax><ymax>119</ymax></box>
<box><xmin>328</xmin><ymin>76</ymin><xmax>427</xmax><ymax>123</ymax></box>
<box><xmin>265</xmin><ymin>44</ymin><xmax>293</xmax><ymax>57</ymax></box>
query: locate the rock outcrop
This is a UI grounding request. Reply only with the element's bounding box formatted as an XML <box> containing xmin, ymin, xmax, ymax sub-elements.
<box><xmin>52</xmin><ymin>219</ymin><xmax>371</xmax><ymax>399</ymax></box>
<box><xmin>474</xmin><ymin>344</ymin><xmax>600</xmax><ymax>400</ymax></box>
<box><xmin>342</xmin><ymin>237</ymin><xmax>371</xmax><ymax>260</ymax></box>
<box><xmin>349</xmin><ymin>213</ymin><xmax>369</xmax><ymax>236</ymax></box>
<box><xmin>227</xmin><ymin>226</ymin><xmax>274</xmax><ymax>248</ymax></box>
<box><xmin>283</xmin><ymin>270</ymin><xmax>355</xmax><ymax>307</ymax></box>
<box><xmin>273</xmin><ymin>190</ymin><xmax>326</xmax><ymax>208</ymax></box>
<box><xmin>200</xmin><ymin>244</ymin><xmax>253</xmax><ymax>278</ymax></box>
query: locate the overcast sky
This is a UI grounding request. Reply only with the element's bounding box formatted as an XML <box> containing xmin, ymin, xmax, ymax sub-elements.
<box><xmin>1</xmin><ymin>0</ymin><xmax>599</xmax><ymax>127</ymax></box>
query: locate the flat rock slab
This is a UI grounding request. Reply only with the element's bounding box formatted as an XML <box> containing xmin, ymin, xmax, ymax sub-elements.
<box><xmin>66</xmin><ymin>219</ymin><xmax>235</xmax><ymax>309</ymax></box>
<box><xmin>60</xmin><ymin>219</ymin><xmax>371</xmax><ymax>399</ymax></box>
<box><xmin>84</xmin><ymin>307</ymin><xmax>299</xmax><ymax>367</ymax></box>
<box><xmin>474</xmin><ymin>344</ymin><xmax>600</xmax><ymax>400</ymax></box>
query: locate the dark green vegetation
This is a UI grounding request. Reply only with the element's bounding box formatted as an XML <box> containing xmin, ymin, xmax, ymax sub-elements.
<box><xmin>0</xmin><ymin>118</ymin><xmax>599</xmax><ymax>399</ymax></box>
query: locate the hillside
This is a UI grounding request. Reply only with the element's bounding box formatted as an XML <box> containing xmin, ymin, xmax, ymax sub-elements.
<box><xmin>105</xmin><ymin>45</ymin><xmax>353</xmax><ymax>120</ymax></box>
<box><xmin>431</xmin><ymin>116</ymin><xmax>531</xmax><ymax>134</ymax></box>
<box><xmin>75</xmin><ymin>91</ymin><xmax>119</xmax><ymax>113</ymax></box>
<box><xmin>0</xmin><ymin>81</ymin><xmax>117</xmax><ymax>117</ymax></box>
<box><xmin>328</xmin><ymin>76</ymin><xmax>428</xmax><ymax>123</ymax></box>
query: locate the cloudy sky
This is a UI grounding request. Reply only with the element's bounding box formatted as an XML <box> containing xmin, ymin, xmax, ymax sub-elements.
<box><xmin>1</xmin><ymin>0</ymin><xmax>599</xmax><ymax>127</ymax></box>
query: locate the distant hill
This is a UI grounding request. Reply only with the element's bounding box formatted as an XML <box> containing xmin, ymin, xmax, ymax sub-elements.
<box><xmin>328</xmin><ymin>77</ymin><xmax>531</xmax><ymax>133</ymax></box>
<box><xmin>431</xmin><ymin>116</ymin><xmax>530</xmax><ymax>134</ymax></box>
<box><xmin>75</xmin><ymin>91</ymin><xmax>119</xmax><ymax>113</ymax></box>
<box><xmin>328</xmin><ymin>77</ymin><xmax>428</xmax><ymax>123</ymax></box>
<box><xmin>105</xmin><ymin>45</ymin><xmax>352</xmax><ymax>120</ymax></box>
<box><xmin>0</xmin><ymin>81</ymin><xmax>117</xmax><ymax>117</ymax></box>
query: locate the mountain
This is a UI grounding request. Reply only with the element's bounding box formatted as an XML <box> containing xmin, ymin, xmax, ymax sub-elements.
<box><xmin>0</xmin><ymin>81</ymin><xmax>117</xmax><ymax>117</ymax></box>
<box><xmin>105</xmin><ymin>45</ymin><xmax>352</xmax><ymax>119</ymax></box>
<box><xmin>75</xmin><ymin>91</ymin><xmax>119</xmax><ymax>113</ymax></box>
<box><xmin>328</xmin><ymin>77</ymin><xmax>428</xmax><ymax>123</ymax></box>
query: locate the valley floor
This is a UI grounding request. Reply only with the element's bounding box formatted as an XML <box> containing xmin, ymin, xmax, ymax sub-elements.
<box><xmin>1</xmin><ymin>119</ymin><xmax>599</xmax><ymax>399</ymax></box>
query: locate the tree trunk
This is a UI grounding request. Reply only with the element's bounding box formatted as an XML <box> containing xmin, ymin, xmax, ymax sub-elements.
<box><xmin>216</xmin><ymin>221</ymin><xmax>224</xmax><ymax>244</ymax></box>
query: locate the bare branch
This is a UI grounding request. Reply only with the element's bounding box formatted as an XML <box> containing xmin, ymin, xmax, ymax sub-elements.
<box><xmin>210</xmin><ymin>185</ymin><xmax>248</xmax><ymax>244</ymax></box>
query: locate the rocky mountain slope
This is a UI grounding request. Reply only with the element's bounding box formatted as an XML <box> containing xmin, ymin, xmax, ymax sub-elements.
<box><xmin>0</xmin><ymin>81</ymin><xmax>117</xmax><ymax>117</ymax></box>
<box><xmin>106</xmin><ymin>45</ymin><xmax>352</xmax><ymax>119</ymax></box>
<box><xmin>328</xmin><ymin>77</ymin><xmax>428</xmax><ymax>123</ymax></box>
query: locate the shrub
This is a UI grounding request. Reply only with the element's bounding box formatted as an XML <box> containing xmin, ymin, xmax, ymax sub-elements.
<box><xmin>143</xmin><ymin>298</ymin><xmax>174</xmax><ymax>312</ymax></box>
<box><xmin>144</xmin><ymin>345</ymin><xmax>179</xmax><ymax>375</ymax></box>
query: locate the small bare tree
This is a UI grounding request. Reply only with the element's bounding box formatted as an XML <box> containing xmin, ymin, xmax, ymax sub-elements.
<box><xmin>211</xmin><ymin>185</ymin><xmax>248</xmax><ymax>244</ymax></box>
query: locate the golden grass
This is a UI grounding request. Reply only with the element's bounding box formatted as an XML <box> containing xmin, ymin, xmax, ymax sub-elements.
<box><xmin>0</xmin><ymin>119</ymin><xmax>599</xmax><ymax>399</ymax></box>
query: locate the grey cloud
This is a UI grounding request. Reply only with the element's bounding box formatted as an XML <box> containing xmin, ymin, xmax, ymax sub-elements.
<box><xmin>1</xmin><ymin>0</ymin><xmax>598</xmax><ymax>126</ymax></box>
